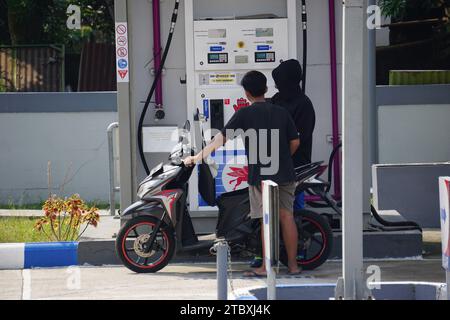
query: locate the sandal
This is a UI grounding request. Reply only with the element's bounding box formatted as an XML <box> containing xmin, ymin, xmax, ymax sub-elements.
<box><xmin>243</xmin><ymin>270</ymin><xmax>267</xmax><ymax>278</ymax></box>
<box><xmin>287</xmin><ymin>268</ymin><xmax>303</xmax><ymax>276</ymax></box>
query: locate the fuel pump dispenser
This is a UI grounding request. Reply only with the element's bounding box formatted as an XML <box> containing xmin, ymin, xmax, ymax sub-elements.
<box><xmin>115</xmin><ymin>0</ymin><xmax>298</xmax><ymax>221</ymax></box>
<box><xmin>184</xmin><ymin>0</ymin><xmax>298</xmax><ymax>211</ymax></box>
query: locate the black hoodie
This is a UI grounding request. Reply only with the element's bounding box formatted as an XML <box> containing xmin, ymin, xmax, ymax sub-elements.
<box><xmin>271</xmin><ymin>59</ymin><xmax>316</xmax><ymax>167</ymax></box>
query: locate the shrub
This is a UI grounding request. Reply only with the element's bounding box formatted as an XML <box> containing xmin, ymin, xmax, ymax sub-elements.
<box><xmin>34</xmin><ymin>194</ymin><xmax>99</xmax><ymax>242</ymax></box>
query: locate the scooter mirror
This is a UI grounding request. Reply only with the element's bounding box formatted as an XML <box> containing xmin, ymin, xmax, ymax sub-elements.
<box><xmin>179</xmin><ymin>121</ymin><xmax>190</xmax><ymax>144</ymax></box>
<box><xmin>183</xmin><ymin>120</ymin><xmax>190</xmax><ymax>132</ymax></box>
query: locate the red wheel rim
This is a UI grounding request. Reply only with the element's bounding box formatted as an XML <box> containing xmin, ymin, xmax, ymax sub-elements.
<box><xmin>297</xmin><ymin>216</ymin><xmax>327</xmax><ymax>265</ymax></box>
<box><xmin>121</xmin><ymin>221</ymin><xmax>170</xmax><ymax>269</ymax></box>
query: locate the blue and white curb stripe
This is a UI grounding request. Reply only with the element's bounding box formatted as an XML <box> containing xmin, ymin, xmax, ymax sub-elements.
<box><xmin>0</xmin><ymin>242</ymin><xmax>78</xmax><ymax>269</ymax></box>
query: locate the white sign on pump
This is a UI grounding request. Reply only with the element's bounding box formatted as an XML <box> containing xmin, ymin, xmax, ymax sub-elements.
<box><xmin>439</xmin><ymin>177</ymin><xmax>450</xmax><ymax>270</ymax></box>
<box><xmin>143</xmin><ymin>126</ymin><xmax>179</xmax><ymax>153</ymax></box>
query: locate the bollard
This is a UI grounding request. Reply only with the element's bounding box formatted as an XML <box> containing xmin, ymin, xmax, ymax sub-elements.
<box><xmin>107</xmin><ymin>122</ymin><xmax>119</xmax><ymax>216</ymax></box>
<box><xmin>262</xmin><ymin>180</ymin><xmax>280</xmax><ymax>300</ymax></box>
<box><xmin>216</xmin><ymin>240</ymin><xmax>228</xmax><ymax>300</ymax></box>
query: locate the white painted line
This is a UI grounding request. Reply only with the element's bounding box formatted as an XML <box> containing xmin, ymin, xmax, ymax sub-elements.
<box><xmin>22</xmin><ymin>269</ymin><xmax>31</xmax><ymax>300</ymax></box>
<box><xmin>0</xmin><ymin>243</ymin><xmax>25</xmax><ymax>269</ymax></box>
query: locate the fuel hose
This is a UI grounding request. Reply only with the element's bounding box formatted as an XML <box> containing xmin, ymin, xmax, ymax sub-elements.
<box><xmin>138</xmin><ymin>0</ymin><xmax>180</xmax><ymax>175</ymax></box>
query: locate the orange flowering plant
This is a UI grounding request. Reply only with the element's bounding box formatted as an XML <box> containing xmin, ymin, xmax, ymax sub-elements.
<box><xmin>34</xmin><ymin>194</ymin><xmax>100</xmax><ymax>242</ymax></box>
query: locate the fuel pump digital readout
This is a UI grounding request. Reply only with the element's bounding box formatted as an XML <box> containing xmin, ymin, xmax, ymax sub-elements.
<box><xmin>255</xmin><ymin>52</ymin><xmax>276</xmax><ymax>63</ymax></box>
<box><xmin>207</xmin><ymin>53</ymin><xmax>228</xmax><ymax>64</ymax></box>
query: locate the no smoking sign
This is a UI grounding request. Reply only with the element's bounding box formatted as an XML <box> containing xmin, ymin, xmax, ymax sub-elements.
<box><xmin>115</xmin><ymin>22</ymin><xmax>129</xmax><ymax>83</ymax></box>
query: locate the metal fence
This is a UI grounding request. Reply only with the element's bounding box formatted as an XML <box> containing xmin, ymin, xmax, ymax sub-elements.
<box><xmin>78</xmin><ymin>42</ymin><xmax>116</xmax><ymax>92</ymax></box>
<box><xmin>0</xmin><ymin>45</ymin><xmax>64</xmax><ymax>92</ymax></box>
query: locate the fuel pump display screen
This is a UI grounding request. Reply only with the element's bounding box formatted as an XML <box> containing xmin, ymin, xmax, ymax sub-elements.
<box><xmin>208</xmin><ymin>53</ymin><xmax>228</xmax><ymax>64</ymax></box>
<box><xmin>256</xmin><ymin>28</ymin><xmax>273</xmax><ymax>37</ymax></box>
<box><xmin>255</xmin><ymin>52</ymin><xmax>275</xmax><ymax>63</ymax></box>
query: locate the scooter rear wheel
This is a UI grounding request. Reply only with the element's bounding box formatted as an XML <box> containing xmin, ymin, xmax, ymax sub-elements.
<box><xmin>280</xmin><ymin>209</ymin><xmax>333</xmax><ymax>271</ymax></box>
<box><xmin>116</xmin><ymin>215</ymin><xmax>175</xmax><ymax>273</ymax></box>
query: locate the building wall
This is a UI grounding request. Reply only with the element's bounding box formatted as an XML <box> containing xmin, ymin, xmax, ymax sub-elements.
<box><xmin>376</xmin><ymin>84</ymin><xmax>450</xmax><ymax>164</ymax></box>
<box><xmin>0</xmin><ymin>93</ymin><xmax>117</xmax><ymax>205</ymax></box>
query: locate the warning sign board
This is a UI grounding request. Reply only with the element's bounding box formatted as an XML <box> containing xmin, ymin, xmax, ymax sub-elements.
<box><xmin>117</xmin><ymin>36</ymin><xmax>127</xmax><ymax>47</ymax></box>
<box><xmin>116</xmin><ymin>24</ymin><xmax>127</xmax><ymax>35</ymax></box>
<box><xmin>209</xmin><ymin>73</ymin><xmax>237</xmax><ymax>85</ymax></box>
<box><xmin>117</xmin><ymin>47</ymin><xmax>128</xmax><ymax>58</ymax></box>
<box><xmin>115</xmin><ymin>22</ymin><xmax>129</xmax><ymax>83</ymax></box>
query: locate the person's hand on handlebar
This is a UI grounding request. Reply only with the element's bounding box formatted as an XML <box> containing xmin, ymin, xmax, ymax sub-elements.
<box><xmin>182</xmin><ymin>132</ymin><xmax>226</xmax><ymax>167</ymax></box>
<box><xmin>183</xmin><ymin>154</ymin><xmax>201</xmax><ymax>167</ymax></box>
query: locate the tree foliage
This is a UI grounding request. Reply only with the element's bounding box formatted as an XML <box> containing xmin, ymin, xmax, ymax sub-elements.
<box><xmin>378</xmin><ymin>0</ymin><xmax>450</xmax><ymax>20</ymax></box>
<box><xmin>0</xmin><ymin>0</ymin><xmax>114</xmax><ymax>52</ymax></box>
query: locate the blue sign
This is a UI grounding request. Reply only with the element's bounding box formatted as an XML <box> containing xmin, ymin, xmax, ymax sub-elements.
<box><xmin>118</xmin><ymin>59</ymin><xmax>128</xmax><ymax>69</ymax></box>
<box><xmin>264</xmin><ymin>213</ymin><xmax>269</xmax><ymax>225</ymax></box>
<box><xmin>203</xmin><ymin>99</ymin><xmax>209</xmax><ymax>119</ymax></box>
<box><xmin>257</xmin><ymin>45</ymin><xmax>271</xmax><ymax>51</ymax></box>
<box><xmin>210</xmin><ymin>46</ymin><xmax>223</xmax><ymax>52</ymax></box>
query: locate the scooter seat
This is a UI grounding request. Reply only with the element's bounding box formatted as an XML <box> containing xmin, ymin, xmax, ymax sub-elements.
<box><xmin>295</xmin><ymin>161</ymin><xmax>325</xmax><ymax>183</ymax></box>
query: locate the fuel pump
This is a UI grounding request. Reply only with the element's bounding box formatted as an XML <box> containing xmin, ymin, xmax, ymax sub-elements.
<box><xmin>134</xmin><ymin>0</ymin><xmax>301</xmax><ymax>213</ymax></box>
<box><xmin>184</xmin><ymin>0</ymin><xmax>298</xmax><ymax>211</ymax></box>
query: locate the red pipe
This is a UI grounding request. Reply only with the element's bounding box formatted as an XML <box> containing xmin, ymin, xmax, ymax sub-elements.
<box><xmin>328</xmin><ymin>0</ymin><xmax>341</xmax><ymax>198</ymax></box>
<box><xmin>152</xmin><ymin>0</ymin><xmax>163</xmax><ymax>108</ymax></box>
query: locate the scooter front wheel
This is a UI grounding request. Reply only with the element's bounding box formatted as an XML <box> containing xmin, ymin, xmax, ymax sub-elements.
<box><xmin>116</xmin><ymin>215</ymin><xmax>175</xmax><ymax>273</ymax></box>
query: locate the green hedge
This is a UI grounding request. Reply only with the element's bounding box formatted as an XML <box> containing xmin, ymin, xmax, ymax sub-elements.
<box><xmin>389</xmin><ymin>70</ymin><xmax>450</xmax><ymax>85</ymax></box>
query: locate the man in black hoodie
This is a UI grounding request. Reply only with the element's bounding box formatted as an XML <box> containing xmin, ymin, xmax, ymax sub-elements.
<box><xmin>271</xmin><ymin>59</ymin><xmax>316</xmax><ymax>170</ymax></box>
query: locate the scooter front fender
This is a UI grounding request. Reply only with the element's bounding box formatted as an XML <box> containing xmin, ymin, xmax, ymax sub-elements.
<box><xmin>120</xmin><ymin>200</ymin><xmax>173</xmax><ymax>228</ymax></box>
<box><xmin>121</xmin><ymin>200</ymin><xmax>147</xmax><ymax>216</ymax></box>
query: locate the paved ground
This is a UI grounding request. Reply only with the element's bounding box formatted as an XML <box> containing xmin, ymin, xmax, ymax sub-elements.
<box><xmin>0</xmin><ymin>259</ymin><xmax>446</xmax><ymax>300</ymax></box>
<box><xmin>1</xmin><ymin>209</ymin><xmax>446</xmax><ymax>299</ymax></box>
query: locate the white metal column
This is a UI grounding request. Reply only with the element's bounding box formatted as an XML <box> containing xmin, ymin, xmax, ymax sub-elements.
<box><xmin>287</xmin><ymin>0</ymin><xmax>298</xmax><ymax>59</ymax></box>
<box><xmin>184</xmin><ymin>0</ymin><xmax>196</xmax><ymax>129</ymax></box>
<box><xmin>115</xmin><ymin>0</ymin><xmax>135</xmax><ymax>211</ymax></box>
<box><xmin>341</xmin><ymin>0</ymin><xmax>368</xmax><ymax>300</ymax></box>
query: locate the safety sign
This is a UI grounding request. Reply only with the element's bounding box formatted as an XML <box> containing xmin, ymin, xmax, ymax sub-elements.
<box><xmin>115</xmin><ymin>22</ymin><xmax>129</xmax><ymax>82</ymax></box>
<box><xmin>118</xmin><ymin>59</ymin><xmax>128</xmax><ymax>69</ymax></box>
<box><xmin>116</xmin><ymin>24</ymin><xmax>127</xmax><ymax>35</ymax></box>
<box><xmin>209</xmin><ymin>73</ymin><xmax>236</xmax><ymax>85</ymax></box>
<box><xmin>117</xmin><ymin>47</ymin><xmax>128</xmax><ymax>58</ymax></box>
<box><xmin>117</xmin><ymin>36</ymin><xmax>127</xmax><ymax>47</ymax></box>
